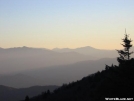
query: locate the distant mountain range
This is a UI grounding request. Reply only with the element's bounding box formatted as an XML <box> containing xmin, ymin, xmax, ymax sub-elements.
<box><xmin>0</xmin><ymin>46</ymin><xmax>92</xmax><ymax>74</ymax></box>
<box><xmin>53</xmin><ymin>46</ymin><xmax>134</xmax><ymax>58</ymax></box>
<box><xmin>0</xmin><ymin>46</ymin><xmax>133</xmax><ymax>88</ymax></box>
<box><xmin>53</xmin><ymin>46</ymin><xmax>114</xmax><ymax>59</ymax></box>
<box><xmin>0</xmin><ymin>46</ymin><xmax>133</xmax><ymax>74</ymax></box>
<box><xmin>0</xmin><ymin>74</ymin><xmax>45</xmax><ymax>88</ymax></box>
<box><xmin>0</xmin><ymin>58</ymin><xmax>118</xmax><ymax>88</ymax></box>
<box><xmin>0</xmin><ymin>85</ymin><xmax>58</xmax><ymax>101</ymax></box>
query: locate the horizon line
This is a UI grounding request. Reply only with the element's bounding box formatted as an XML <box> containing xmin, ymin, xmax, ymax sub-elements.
<box><xmin>0</xmin><ymin>45</ymin><xmax>128</xmax><ymax>50</ymax></box>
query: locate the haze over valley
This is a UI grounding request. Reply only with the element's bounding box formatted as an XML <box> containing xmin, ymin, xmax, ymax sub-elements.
<box><xmin>0</xmin><ymin>46</ymin><xmax>133</xmax><ymax>88</ymax></box>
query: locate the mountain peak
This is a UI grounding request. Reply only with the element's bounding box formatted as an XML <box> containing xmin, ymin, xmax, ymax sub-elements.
<box><xmin>76</xmin><ymin>46</ymin><xmax>96</xmax><ymax>49</ymax></box>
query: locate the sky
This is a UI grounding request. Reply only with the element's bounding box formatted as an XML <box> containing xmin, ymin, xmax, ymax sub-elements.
<box><xmin>0</xmin><ymin>0</ymin><xmax>134</xmax><ymax>49</ymax></box>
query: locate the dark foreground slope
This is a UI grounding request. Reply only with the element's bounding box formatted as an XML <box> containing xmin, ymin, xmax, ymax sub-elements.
<box><xmin>28</xmin><ymin>59</ymin><xmax>134</xmax><ymax>101</ymax></box>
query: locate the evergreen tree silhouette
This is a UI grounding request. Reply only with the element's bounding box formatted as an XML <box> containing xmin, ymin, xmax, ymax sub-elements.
<box><xmin>117</xmin><ymin>30</ymin><xmax>133</xmax><ymax>65</ymax></box>
<box><xmin>25</xmin><ymin>95</ymin><xmax>29</xmax><ymax>101</ymax></box>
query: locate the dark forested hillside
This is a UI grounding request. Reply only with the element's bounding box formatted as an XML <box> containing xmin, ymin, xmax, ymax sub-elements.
<box><xmin>27</xmin><ymin>58</ymin><xmax>134</xmax><ymax>101</ymax></box>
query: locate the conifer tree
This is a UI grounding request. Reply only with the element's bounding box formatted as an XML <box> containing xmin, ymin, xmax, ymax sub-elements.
<box><xmin>117</xmin><ymin>31</ymin><xmax>133</xmax><ymax>64</ymax></box>
<box><xmin>25</xmin><ymin>95</ymin><xmax>29</xmax><ymax>101</ymax></box>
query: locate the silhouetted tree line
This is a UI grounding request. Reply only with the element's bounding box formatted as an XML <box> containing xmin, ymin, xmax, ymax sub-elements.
<box><xmin>22</xmin><ymin>33</ymin><xmax>134</xmax><ymax>101</ymax></box>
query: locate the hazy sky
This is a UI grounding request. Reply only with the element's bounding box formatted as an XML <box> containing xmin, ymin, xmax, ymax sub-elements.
<box><xmin>0</xmin><ymin>0</ymin><xmax>134</xmax><ymax>49</ymax></box>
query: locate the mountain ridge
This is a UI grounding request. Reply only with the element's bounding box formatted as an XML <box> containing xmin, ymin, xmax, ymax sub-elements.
<box><xmin>0</xmin><ymin>46</ymin><xmax>92</xmax><ymax>74</ymax></box>
<box><xmin>0</xmin><ymin>85</ymin><xmax>59</xmax><ymax>101</ymax></box>
<box><xmin>0</xmin><ymin>58</ymin><xmax>118</xmax><ymax>88</ymax></box>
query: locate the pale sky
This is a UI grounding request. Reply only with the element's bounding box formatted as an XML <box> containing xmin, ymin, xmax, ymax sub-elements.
<box><xmin>0</xmin><ymin>0</ymin><xmax>134</xmax><ymax>49</ymax></box>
